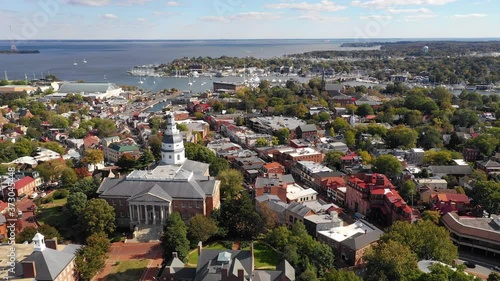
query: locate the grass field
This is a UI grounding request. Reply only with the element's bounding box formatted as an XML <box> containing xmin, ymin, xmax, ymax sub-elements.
<box><xmin>107</xmin><ymin>260</ymin><xmax>149</xmax><ymax>281</ymax></box>
<box><xmin>186</xmin><ymin>242</ymin><xmax>226</xmax><ymax>266</ymax></box>
<box><xmin>36</xmin><ymin>193</ymin><xmax>73</xmax><ymax>240</ymax></box>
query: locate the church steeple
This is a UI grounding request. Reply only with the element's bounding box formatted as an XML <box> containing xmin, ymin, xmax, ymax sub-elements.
<box><xmin>161</xmin><ymin>112</ymin><xmax>186</xmax><ymax>165</ymax></box>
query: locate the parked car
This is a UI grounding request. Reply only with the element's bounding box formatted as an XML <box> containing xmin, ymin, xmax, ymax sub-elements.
<box><xmin>40</xmin><ymin>192</ymin><xmax>47</xmax><ymax>198</ymax></box>
<box><xmin>29</xmin><ymin>193</ymin><xmax>38</xmax><ymax>199</ymax></box>
<box><xmin>494</xmin><ymin>265</ymin><xmax>500</xmax><ymax>271</ymax></box>
<box><xmin>464</xmin><ymin>261</ymin><xmax>476</xmax><ymax>268</ymax></box>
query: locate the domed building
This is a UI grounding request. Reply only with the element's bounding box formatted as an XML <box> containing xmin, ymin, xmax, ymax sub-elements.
<box><xmin>97</xmin><ymin>112</ymin><xmax>220</xmax><ymax>229</ymax></box>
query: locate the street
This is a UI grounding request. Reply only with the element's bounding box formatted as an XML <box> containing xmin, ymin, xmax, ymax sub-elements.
<box><xmin>457</xmin><ymin>252</ymin><xmax>500</xmax><ymax>279</ymax></box>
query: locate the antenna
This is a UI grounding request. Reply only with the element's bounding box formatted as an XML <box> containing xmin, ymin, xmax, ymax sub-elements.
<box><xmin>10</xmin><ymin>26</ymin><xmax>17</xmax><ymax>52</ymax></box>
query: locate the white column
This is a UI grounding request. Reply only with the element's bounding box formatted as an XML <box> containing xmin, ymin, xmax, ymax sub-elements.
<box><xmin>144</xmin><ymin>205</ymin><xmax>148</xmax><ymax>225</ymax></box>
<box><xmin>137</xmin><ymin>205</ymin><xmax>141</xmax><ymax>224</ymax></box>
<box><xmin>129</xmin><ymin>204</ymin><xmax>133</xmax><ymax>220</ymax></box>
<box><xmin>152</xmin><ymin>205</ymin><xmax>157</xmax><ymax>225</ymax></box>
<box><xmin>160</xmin><ymin>205</ymin><xmax>165</xmax><ymax>222</ymax></box>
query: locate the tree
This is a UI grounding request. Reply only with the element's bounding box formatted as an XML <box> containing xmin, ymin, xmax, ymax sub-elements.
<box><xmin>16</xmin><ymin>225</ymin><xmax>63</xmax><ymax>244</ymax></box>
<box><xmin>324</xmin><ymin>151</ymin><xmax>344</xmax><ymax>170</ymax></box>
<box><xmin>356</xmin><ymin>104</ymin><xmax>374</xmax><ymax>117</ymax></box>
<box><xmin>218</xmin><ymin>193</ymin><xmax>264</xmax><ymax>240</ymax></box>
<box><xmin>255</xmin><ymin>137</ymin><xmax>269</xmax><ymax>147</ymax></box>
<box><xmin>217</xmin><ymin>169</ymin><xmax>244</xmax><ymax>200</ymax></box>
<box><xmin>188</xmin><ymin>214</ymin><xmax>218</xmax><ymax>246</ymax></box>
<box><xmin>298</xmin><ymin>267</ymin><xmax>318</xmax><ymax>281</ymax></box>
<box><xmin>385</xmin><ymin>125</ymin><xmax>418</xmax><ymax>149</ymax></box>
<box><xmin>421</xmin><ymin>210</ymin><xmax>441</xmax><ymax>224</ymax></box>
<box><xmin>80</xmin><ymin>198</ymin><xmax>116</xmax><ymax>237</ymax></box>
<box><xmin>344</xmin><ymin>129</ymin><xmax>356</xmax><ymax>148</ymax></box>
<box><xmin>116</xmin><ymin>154</ymin><xmax>137</xmax><ymax>171</ymax></box>
<box><xmin>468</xmin><ymin>180</ymin><xmax>500</xmax><ymax>216</ymax></box>
<box><xmin>465</xmin><ymin>133</ymin><xmax>498</xmax><ymax>157</ymax></box>
<box><xmin>332</xmin><ymin>117</ymin><xmax>350</xmax><ymax>133</ymax></box>
<box><xmin>257</xmin><ymin>202</ymin><xmax>278</xmax><ymax>232</ymax></box>
<box><xmin>316</xmin><ymin>111</ymin><xmax>331</xmax><ymax>122</ymax></box>
<box><xmin>357</xmin><ymin>150</ymin><xmax>372</xmax><ymax>164</ymax></box>
<box><xmin>135</xmin><ymin>150</ymin><xmax>155</xmax><ymax>170</ymax></box>
<box><xmin>176</xmin><ymin>123</ymin><xmax>189</xmax><ymax>132</ymax></box>
<box><xmin>81</xmin><ymin>149</ymin><xmax>103</xmax><ymax>170</ymax></box>
<box><xmin>161</xmin><ymin>212</ymin><xmax>190</xmax><ymax>261</ymax></box>
<box><xmin>400</xmin><ymin>180</ymin><xmax>416</xmax><ymax>205</ymax></box>
<box><xmin>149</xmin><ymin>135</ymin><xmax>162</xmax><ymax>162</ymax></box>
<box><xmin>40</xmin><ymin>141</ymin><xmax>66</xmax><ymax>155</ymax></box>
<box><xmin>275</xmin><ymin>128</ymin><xmax>291</xmax><ymax>145</ymax></box>
<box><xmin>51</xmin><ymin>115</ymin><xmax>70</xmax><ymax>128</ymax></box>
<box><xmin>92</xmin><ymin>118</ymin><xmax>117</xmax><ymax>138</ymax></box>
<box><xmin>381</xmin><ymin>220</ymin><xmax>458</xmax><ymax>264</ymax></box>
<box><xmin>75</xmin><ymin>233</ymin><xmax>109</xmax><ymax>281</ymax></box>
<box><xmin>488</xmin><ymin>272</ymin><xmax>500</xmax><ymax>281</ymax></box>
<box><xmin>364</xmin><ymin>240</ymin><xmax>420</xmax><ymax>281</ymax></box>
<box><xmin>35</xmin><ymin>159</ymin><xmax>66</xmax><ymax>182</ymax></box>
<box><xmin>61</xmin><ymin>168</ymin><xmax>78</xmax><ymax>187</ymax></box>
<box><xmin>372</xmin><ymin>155</ymin><xmax>402</xmax><ymax>179</ymax></box>
<box><xmin>451</xmin><ymin>109</ymin><xmax>478</xmax><ymax>127</ymax></box>
<box><xmin>323</xmin><ymin>269</ymin><xmax>363</xmax><ymax>281</ymax></box>
<box><xmin>417</xmin><ymin>126</ymin><xmax>443</xmax><ymax>150</ymax></box>
<box><xmin>71</xmin><ymin>177</ymin><xmax>99</xmax><ymax>198</ymax></box>
<box><xmin>67</xmin><ymin>192</ymin><xmax>88</xmax><ymax>220</ymax></box>
<box><xmin>423</xmin><ymin>150</ymin><xmax>453</xmax><ymax>165</ymax></box>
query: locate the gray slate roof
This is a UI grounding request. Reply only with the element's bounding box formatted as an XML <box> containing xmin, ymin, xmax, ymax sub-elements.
<box><xmin>286</xmin><ymin>202</ymin><xmax>312</xmax><ymax>218</ymax></box>
<box><xmin>342</xmin><ymin>221</ymin><xmax>383</xmax><ymax>251</ymax></box>
<box><xmin>297</xmin><ymin>124</ymin><xmax>317</xmax><ymax>133</ymax></box>
<box><xmin>195</xmin><ymin>249</ymin><xmax>253</xmax><ymax>281</ymax></box>
<box><xmin>22</xmin><ymin>246</ymin><xmax>79</xmax><ymax>281</ymax></box>
<box><xmin>427</xmin><ymin>165</ymin><xmax>473</xmax><ymax>175</ymax></box>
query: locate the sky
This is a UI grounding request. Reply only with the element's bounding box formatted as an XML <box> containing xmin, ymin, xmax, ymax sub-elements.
<box><xmin>0</xmin><ymin>0</ymin><xmax>498</xmax><ymax>40</ymax></box>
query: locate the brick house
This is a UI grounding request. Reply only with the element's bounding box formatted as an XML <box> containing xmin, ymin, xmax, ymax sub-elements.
<box><xmin>1</xmin><ymin>176</ymin><xmax>36</xmax><ymax>199</ymax></box>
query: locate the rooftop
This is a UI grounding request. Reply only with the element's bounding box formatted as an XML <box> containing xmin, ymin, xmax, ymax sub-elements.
<box><xmin>297</xmin><ymin>161</ymin><xmax>332</xmax><ymax>174</ymax></box>
<box><xmin>286</xmin><ymin>184</ymin><xmax>317</xmax><ymax>201</ymax></box>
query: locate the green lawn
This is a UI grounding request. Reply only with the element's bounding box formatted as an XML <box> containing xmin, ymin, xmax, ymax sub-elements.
<box><xmin>186</xmin><ymin>242</ymin><xmax>226</xmax><ymax>266</ymax></box>
<box><xmin>36</xmin><ymin>201</ymin><xmax>74</xmax><ymax>240</ymax></box>
<box><xmin>107</xmin><ymin>260</ymin><xmax>149</xmax><ymax>281</ymax></box>
<box><xmin>242</xmin><ymin>242</ymin><xmax>279</xmax><ymax>269</ymax></box>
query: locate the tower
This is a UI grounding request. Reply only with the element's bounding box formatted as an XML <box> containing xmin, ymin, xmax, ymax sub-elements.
<box><xmin>32</xmin><ymin>232</ymin><xmax>46</xmax><ymax>252</ymax></box>
<box><xmin>161</xmin><ymin>112</ymin><xmax>186</xmax><ymax>165</ymax></box>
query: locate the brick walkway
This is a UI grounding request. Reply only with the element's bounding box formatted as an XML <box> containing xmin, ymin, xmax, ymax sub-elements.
<box><xmin>92</xmin><ymin>242</ymin><xmax>163</xmax><ymax>281</ymax></box>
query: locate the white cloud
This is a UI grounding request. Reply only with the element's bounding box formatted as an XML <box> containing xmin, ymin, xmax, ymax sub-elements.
<box><xmin>387</xmin><ymin>8</ymin><xmax>432</xmax><ymax>14</ymax></box>
<box><xmin>360</xmin><ymin>15</ymin><xmax>392</xmax><ymax>20</ymax></box>
<box><xmin>403</xmin><ymin>14</ymin><xmax>437</xmax><ymax>21</ymax></box>
<box><xmin>101</xmin><ymin>13</ymin><xmax>118</xmax><ymax>19</ymax></box>
<box><xmin>266</xmin><ymin>0</ymin><xmax>347</xmax><ymax>12</ymax></box>
<box><xmin>451</xmin><ymin>13</ymin><xmax>488</xmax><ymax>18</ymax></box>
<box><xmin>153</xmin><ymin>11</ymin><xmax>178</xmax><ymax>16</ymax></box>
<box><xmin>166</xmin><ymin>1</ymin><xmax>180</xmax><ymax>6</ymax></box>
<box><xmin>137</xmin><ymin>18</ymin><xmax>148</xmax><ymax>22</ymax></box>
<box><xmin>64</xmin><ymin>0</ymin><xmax>150</xmax><ymax>6</ymax></box>
<box><xmin>293</xmin><ymin>14</ymin><xmax>350</xmax><ymax>22</ymax></box>
<box><xmin>199</xmin><ymin>16</ymin><xmax>229</xmax><ymax>23</ymax></box>
<box><xmin>352</xmin><ymin>0</ymin><xmax>457</xmax><ymax>9</ymax></box>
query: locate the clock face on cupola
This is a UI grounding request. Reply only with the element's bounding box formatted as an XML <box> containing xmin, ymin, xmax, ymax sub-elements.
<box><xmin>161</xmin><ymin>112</ymin><xmax>186</xmax><ymax>165</ymax></box>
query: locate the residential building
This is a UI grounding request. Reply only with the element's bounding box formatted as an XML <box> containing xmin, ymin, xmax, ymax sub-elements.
<box><xmin>0</xmin><ymin>233</ymin><xmax>80</xmax><ymax>281</ymax></box>
<box><xmin>97</xmin><ymin>112</ymin><xmax>221</xmax><ymax>228</ymax></box>
<box><xmin>286</xmin><ymin>184</ymin><xmax>317</xmax><ymax>203</ymax></box>
<box><xmin>346</xmin><ymin>173</ymin><xmax>413</xmax><ymax>225</ymax></box>
<box><xmin>463</xmin><ymin>148</ymin><xmax>480</xmax><ymax>162</ymax></box>
<box><xmin>431</xmin><ymin>193</ymin><xmax>470</xmax><ymax>214</ymax></box>
<box><xmin>296</xmin><ymin>124</ymin><xmax>318</xmax><ymax>140</ymax></box>
<box><xmin>1</xmin><ymin>176</ymin><xmax>36</xmax><ymax>199</ymax></box>
<box><xmin>105</xmin><ymin>142</ymin><xmax>140</xmax><ymax>163</ymax></box>
<box><xmin>247</xmin><ymin>116</ymin><xmax>307</xmax><ymax>138</ymax></box>
<box><xmin>317</xmin><ymin>214</ymin><xmax>383</xmax><ymax>266</ymax></box>
<box><xmin>414</xmin><ymin>178</ymin><xmax>448</xmax><ymax>191</ymax></box>
<box><xmin>405</xmin><ymin>148</ymin><xmax>425</xmax><ymax>166</ymax></box>
<box><xmin>259</xmin><ymin>162</ymin><xmax>285</xmax><ymax>177</ymax></box>
<box><xmin>273</xmin><ymin>147</ymin><xmax>325</xmax><ymax>171</ymax></box>
<box><xmin>441</xmin><ymin>212</ymin><xmax>500</xmax><ymax>256</ymax></box>
<box><xmin>476</xmin><ymin>160</ymin><xmax>500</xmax><ymax>175</ymax></box>
<box><xmin>285</xmin><ymin>201</ymin><xmax>314</xmax><ymax>226</ymax></box>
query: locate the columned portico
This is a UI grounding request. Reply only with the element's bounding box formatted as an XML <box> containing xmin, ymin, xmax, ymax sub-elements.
<box><xmin>128</xmin><ymin>202</ymin><xmax>171</xmax><ymax>226</ymax></box>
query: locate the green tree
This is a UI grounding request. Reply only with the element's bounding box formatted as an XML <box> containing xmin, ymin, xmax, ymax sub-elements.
<box><xmin>423</xmin><ymin>150</ymin><xmax>453</xmax><ymax>165</ymax></box>
<box><xmin>488</xmin><ymin>272</ymin><xmax>500</xmax><ymax>281</ymax></box>
<box><xmin>16</xmin><ymin>225</ymin><xmax>63</xmax><ymax>244</ymax></box>
<box><xmin>421</xmin><ymin>210</ymin><xmax>441</xmax><ymax>225</ymax></box>
<box><xmin>188</xmin><ymin>214</ymin><xmax>218</xmax><ymax>246</ymax></box>
<box><xmin>135</xmin><ymin>150</ymin><xmax>155</xmax><ymax>170</ymax></box>
<box><xmin>468</xmin><ymin>180</ymin><xmax>500</xmax><ymax>216</ymax></box>
<box><xmin>60</xmin><ymin>167</ymin><xmax>78</xmax><ymax>187</ymax></box>
<box><xmin>381</xmin><ymin>220</ymin><xmax>458</xmax><ymax>264</ymax></box>
<box><xmin>451</xmin><ymin>109</ymin><xmax>479</xmax><ymax>127</ymax></box>
<box><xmin>372</xmin><ymin>154</ymin><xmax>402</xmax><ymax>179</ymax></box>
<box><xmin>51</xmin><ymin>115</ymin><xmax>70</xmax><ymax>128</ymax></box>
<box><xmin>217</xmin><ymin>169</ymin><xmax>244</xmax><ymax>200</ymax></box>
<box><xmin>298</xmin><ymin>267</ymin><xmax>318</xmax><ymax>281</ymax></box>
<box><xmin>275</xmin><ymin>128</ymin><xmax>291</xmax><ymax>145</ymax></box>
<box><xmin>316</xmin><ymin>111</ymin><xmax>331</xmax><ymax>122</ymax></box>
<box><xmin>218</xmin><ymin>193</ymin><xmax>264</xmax><ymax>240</ymax></box>
<box><xmin>417</xmin><ymin>126</ymin><xmax>443</xmax><ymax>150</ymax></box>
<box><xmin>92</xmin><ymin>118</ymin><xmax>117</xmax><ymax>138</ymax></box>
<box><xmin>332</xmin><ymin>117</ymin><xmax>350</xmax><ymax>133</ymax></box>
<box><xmin>176</xmin><ymin>123</ymin><xmax>189</xmax><ymax>132</ymax></box>
<box><xmin>81</xmin><ymin>149</ymin><xmax>104</xmax><ymax>170</ymax></box>
<box><xmin>400</xmin><ymin>180</ymin><xmax>416</xmax><ymax>205</ymax></box>
<box><xmin>255</xmin><ymin>137</ymin><xmax>269</xmax><ymax>147</ymax></box>
<box><xmin>149</xmin><ymin>135</ymin><xmax>162</xmax><ymax>162</ymax></box>
<box><xmin>344</xmin><ymin>129</ymin><xmax>356</xmax><ymax>148</ymax></box>
<box><xmin>323</xmin><ymin>269</ymin><xmax>363</xmax><ymax>281</ymax></box>
<box><xmin>324</xmin><ymin>151</ymin><xmax>344</xmax><ymax>170</ymax></box>
<box><xmin>364</xmin><ymin>240</ymin><xmax>420</xmax><ymax>281</ymax></box>
<box><xmin>161</xmin><ymin>212</ymin><xmax>190</xmax><ymax>261</ymax></box>
<box><xmin>71</xmin><ymin>177</ymin><xmax>99</xmax><ymax>198</ymax></box>
<box><xmin>356</xmin><ymin>104</ymin><xmax>374</xmax><ymax>117</ymax></box>
<box><xmin>80</xmin><ymin>198</ymin><xmax>116</xmax><ymax>237</ymax></box>
<box><xmin>465</xmin><ymin>133</ymin><xmax>498</xmax><ymax>157</ymax></box>
<box><xmin>75</xmin><ymin>233</ymin><xmax>109</xmax><ymax>281</ymax></box>
<box><xmin>116</xmin><ymin>154</ymin><xmax>137</xmax><ymax>171</ymax></box>
<box><xmin>67</xmin><ymin>192</ymin><xmax>88</xmax><ymax>220</ymax></box>
<box><xmin>386</xmin><ymin>125</ymin><xmax>418</xmax><ymax>149</ymax></box>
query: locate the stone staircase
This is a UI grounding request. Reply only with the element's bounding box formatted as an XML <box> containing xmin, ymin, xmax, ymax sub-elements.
<box><xmin>126</xmin><ymin>225</ymin><xmax>163</xmax><ymax>243</ymax></box>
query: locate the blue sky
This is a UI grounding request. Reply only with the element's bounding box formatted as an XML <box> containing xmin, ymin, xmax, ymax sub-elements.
<box><xmin>1</xmin><ymin>0</ymin><xmax>498</xmax><ymax>39</ymax></box>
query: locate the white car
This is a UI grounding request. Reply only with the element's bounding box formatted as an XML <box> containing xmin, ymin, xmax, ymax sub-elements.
<box><xmin>494</xmin><ymin>265</ymin><xmax>500</xmax><ymax>272</ymax></box>
<box><xmin>40</xmin><ymin>192</ymin><xmax>47</xmax><ymax>198</ymax></box>
<box><xmin>29</xmin><ymin>193</ymin><xmax>38</xmax><ymax>199</ymax></box>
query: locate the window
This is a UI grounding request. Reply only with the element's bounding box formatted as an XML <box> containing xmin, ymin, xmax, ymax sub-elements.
<box><xmin>119</xmin><ymin>200</ymin><xmax>123</xmax><ymax>206</ymax></box>
<box><xmin>181</xmin><ymin>202</ymin><xmax>185</xmax><ymax>208</ymax></box>
<box><xmin>169</xmin><ymin>155</ymin><xmax>172</xmax><ymax>159</ymax></box>
<box><xmin>177</xmin><ymin>155</ymin><xmax>180</xmax><ymax>160</ymax></box>
<box><xmin>196</xmin><ymin>201</ymin><xmax>201</xmax><ymax>209</ymax></box>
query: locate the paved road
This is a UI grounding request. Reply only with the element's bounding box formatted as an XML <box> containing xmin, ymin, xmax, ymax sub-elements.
<box><xmin>457</xmin><ymin>253</ymin><xmax>500</xmax><ymax>279</ymax></box>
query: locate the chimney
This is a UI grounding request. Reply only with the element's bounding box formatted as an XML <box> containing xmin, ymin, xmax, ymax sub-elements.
<box><xmin>197</xmin><ymin>241</ymin><xmax>202</xmax><ymax>255</ymax></box>
<box><xmin>221</xmin><ymin>268</ymin><xmax>228</xmax><ymax>281</ymax></box>
<box><xmin>22</xmin><ymin>261</ymin><xmax>36</xmax><ymax>278</ymax></box>
<box><xmin>238</xmin><ymin>269</ymin><xmax>245</xmax><ymax>280</ymax></box>
<box><xmin>45</xmin><ymin>238</ymin><xmax>58</xmax><ymax>250</ymax></box>
<box><xmin>172</xmin><ymin>252</ymin><xmax>178</xmax><ymax>259</ymax></box>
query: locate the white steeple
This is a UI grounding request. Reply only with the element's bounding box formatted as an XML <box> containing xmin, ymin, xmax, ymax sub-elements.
<box><xmin>161</xmin><ymin>112</ymin><xmax>186</xmax><ymax>165</ymax></box>
<box><xmin>32</xmin><ymin>232</ymin><xmax>46</xmax><ymax>252</ymax></box>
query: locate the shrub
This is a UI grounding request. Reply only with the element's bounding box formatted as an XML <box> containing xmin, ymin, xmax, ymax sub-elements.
<box><xmin>221</xmin><ymin>240</ymin><xmax>233</xmax><ymax>249</ymax></box>
<box><xmin>42</xmin><ymin>197</ymin><xmax>54</xmax><ymax>204</ymax></box>
<box><xmin>53</xmin><ymin>189</ymin><xmax>69</xmax><ymax>199</ymax></box>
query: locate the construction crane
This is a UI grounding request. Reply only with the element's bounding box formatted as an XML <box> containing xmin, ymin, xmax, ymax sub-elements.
<box><xmin>10</xmin><ymin>26</ymin><xmax>17</xmax><ymax>52</ymax></box>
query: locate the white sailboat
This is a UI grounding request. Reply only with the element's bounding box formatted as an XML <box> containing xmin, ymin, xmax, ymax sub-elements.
<box><xmin>138</xmin><ymin>76</ymin><xmax>144</xmax><ymax>84</ymax></box>
<box><xmin>83</xmin><ymin>58</ymin><xmax>87</xmax><ymax>64</ymax></box>
<box><xmin>73</xmin><ymin>61</ymin><xmax>78</xmax><ymax>66</ymax></box>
